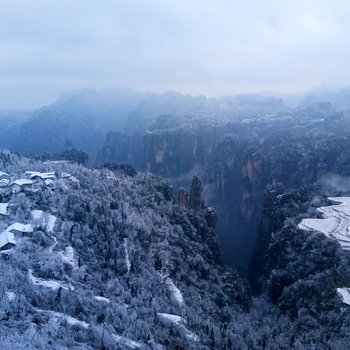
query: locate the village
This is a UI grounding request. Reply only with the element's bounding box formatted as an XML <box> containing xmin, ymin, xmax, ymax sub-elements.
<box><xmin>0</xmin><ymin>169</ymin><xmax>79</xmax><ymax>252</ymax></box>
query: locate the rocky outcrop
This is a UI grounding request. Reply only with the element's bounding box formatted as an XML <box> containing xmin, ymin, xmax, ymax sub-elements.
<box><xmin>189</xmin><ymin>175</ymin><xmax>203</xmax><ymax>211</ymax></box>
<box><xmin>178</xmin><ymin>187</ymin><xmax>189</xmax><ymax>208</ymax></box>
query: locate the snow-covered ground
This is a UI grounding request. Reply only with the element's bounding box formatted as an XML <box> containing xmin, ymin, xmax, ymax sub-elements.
<box><xmin>5</xmin><ymin>291</ymin><xmax>16</xmax><ymax>301</ymax></box>
<box><xmin>337</xmin><ymin>288</ymin><xmax>350</xmax><ymax>306</ymax></box>
<box><xmin>31</xmin><ymin>210</ymin><xmax>56</xmax><ymax>233</ymax></box>
<box><xmin>165</xmin><ymin>277</ymin><xmax>184</xmax><ymax>307</ymax></box>
<box><xmin>112</xmin><ymin>334</ymin><xmax>142</xmax><ymax>349</ymax></box>
<box><xmin>59</xmin><ymin>246</ymin><xmax>78</xmax><ymax>269</ymax></box>
<box><xmin>124</xmin><ymin>238</ymin><xmax>131</xmax><ymax>274</ymax></box>
<box><xmin>28</xmin><ymin>269</ymin><xmax>73</xmax><ymax>291</ymax></box>
<box><xmin>158</xmin><ymin>313</ymin><xmax>199</xmax><ymax>341</ymax></box>
<box><xmin>94</xmin><ymin>295</ymin><xmax>110</xmax><ymax>303</ymax></box>
<box><xmin>298</xmin><ymin>197</ymin><xmax>350</xmax><ymax>305</ymax></box>
<box><xmin>298</xmin><ymin>197</ymin><xmax>350</xmax><ymax>250</ymax></box>
<box><xmin>35</xmin><ymin>308</ymin><xmax>89</xmax><ymax>329</ymax></box>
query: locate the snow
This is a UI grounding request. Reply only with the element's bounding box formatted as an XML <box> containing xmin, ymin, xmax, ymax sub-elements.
<box><xmin>337</xmin><ymin>288</ymin><xmax>350</xmax><ymax>306</ymax></box>
<box><xmin>298</xmin><ymin>197</ymin><xmax>350</xmax><ymax>250</ymax></box>
<box><xmin>5</xmin><ymin>291</ymin><xmax>15</xmax><ymax>301</ymax></box>
<box><xmin>35</xmin><ymin>308</ymin><xmax>89</xmax><ymax>329</ymax></box>
<box><xmin>165</xmin><ymin>277</ymin><xmax>184</xmax><ymax>306</ymax></box>
<box><xmin>112</xmin><ymin>334</ymin><xmax>142</xmax><ymax>349</ymax></box>
<box><xmin>6</xmin><ymin>222</ymin><xmax>33</xmax><ymax>234</ymax></box>
<box><xmin>44</xmin><ymin>160</ymin><xmax>70</xmax><ymax>164</ymax></box>
<box><xmin>11</xmin><ymin>179</ymin><xmax>33</xmax><ymax>186</ymax></box>
<box><xmin>157</xmin><ymin>313</ymin><xmax>199</xmax><ymax>341</ymax></box>
<box><xmin>94</xmin><ymin>296</ymin><xmax>111</xmax><ymax>303</ymax></box>
<box><xmin>28</xmin><ymin>269</ymin><xmax>72</xmax><ymax>291</ymax></box>
<box><xmin>48</xmin><ymin>234</ymin><xmax>57</xmax><ymax>254</ymax></box>
<box><xmin>59</xmin><ymin>246</ymin><xmax>78</xmax><ymax>269</ymax></box>
<box><xmin>0</xmin><ymin>231</ymin><xmax>16</xmax><ymax>249</ymax></box>
<box><xmin>0</xmin><ymin>171</ymin><xmax>9</xmax><ymax>177</ymax></box>
<box><xmin>0</xmin><ymin>203</ymin><xmax>8</xmax><ymax>215</ymax></box>
<box><xmin>31</xmin><ymin>210</ymin><xmax>56</xmax><ymax>232</ymax></box>
<box><xmin>158</xmin><ymin>313</ymin><xmax>182</xmax><ymax>323</ymax></box>
<box><xmin>124</xmin><ymin>238</ymin><xmax>131</xmax><ymax>274</ymax></box>
<box><xmin>299</xmin><ymin>197</ymin><xmax>350</xmax><ymax>306</ymax></box>
<box><xmin>25</xmin><ymin>171</ymin><xmax>55</xmax><ymax>180</ymax></box>
<box><xmin>0</xmin><ymin>178</ymin><xmax>10</xmax><ymax>187</ymax></box>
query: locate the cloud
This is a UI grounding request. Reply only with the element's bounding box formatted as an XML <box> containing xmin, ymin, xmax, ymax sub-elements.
<box><xmin>1</xmin><ymin>0</ymin><xmax>350</xmax><ymax>108</ymax></box>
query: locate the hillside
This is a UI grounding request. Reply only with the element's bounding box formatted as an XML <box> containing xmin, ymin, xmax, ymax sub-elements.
<box><xmin>0</xmin><ymin>151</ymin><xmax>250</xmax><ymax>349</ymax></box>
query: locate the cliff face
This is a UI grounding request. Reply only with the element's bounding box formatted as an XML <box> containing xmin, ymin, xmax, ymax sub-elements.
<box><xmin>97</xmin><ymin>106</ymin><xmax>350</xmax><ymax>274</ymax></box>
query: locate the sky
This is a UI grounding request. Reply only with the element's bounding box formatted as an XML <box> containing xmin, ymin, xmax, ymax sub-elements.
<box><xmin>0</xmin><ymin>0</ymin><xmax>350</xmax><ymax>108</ymax></box>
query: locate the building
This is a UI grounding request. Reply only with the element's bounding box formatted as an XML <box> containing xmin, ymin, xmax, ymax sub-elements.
<box><xmin>0</xmin><ymin>231</ymin><xmax>16</xmax><ymax>250</ymax></box>
<box><xmin>6</xmin><ymin>223</ymin><xmax>34</xmax><ymax>237</ymax></box>
<box><xmin>25</xmin><ymin>171</ymin><xmax>56</xmax><ymax>181</ymax></box>
<box><xmin>0</xmin><ymin>172</ymin><xmax>10</xmax><ymax>187</ymax></box>
<box><xmin>0</xmin><ymin>203</ymin><xmax>8</xmax><ymax>218</ymax></box>
<box><xmin>10</xmin><ymin>179</ymin><xmax>33</xmax><ymax>193</ymax></box>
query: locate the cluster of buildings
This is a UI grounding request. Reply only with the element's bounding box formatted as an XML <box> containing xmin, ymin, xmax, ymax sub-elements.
<box><xmin>0</xmin><ymin>169</ymin><xmax>74</xmax><ymax>251</ymax></box>
<box><xmin>0</xmin><ymin>170</ymin><xmax>79</xmax><ymax>194</ymax></box>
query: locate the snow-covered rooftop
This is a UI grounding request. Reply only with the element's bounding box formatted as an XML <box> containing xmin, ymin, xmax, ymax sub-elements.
<box><xmin>7</xmin><ymin>222</ymin><xmax>34</xmax><ymax>233</ymax></box>
<box><xmin>25</xmin><ymin>171</ymin><xmax>56</xmax><ymax>180</ymax></box>
<box><xmin>0</xmin><ymin>203</ymin><xmax>8</xmax><ymax>215</ymax></box>
<box><xmin>11</xmin><ymin>179</ymin><xmax>33</xmax><ymax>186</ymax></box>
<box><xmin>0</xmin><ymin>230</ymin><xmax>16</xmax><ymax>249</ymax></box>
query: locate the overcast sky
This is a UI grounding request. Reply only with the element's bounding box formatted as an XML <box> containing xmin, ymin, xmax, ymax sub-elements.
<box><xmin>0</xmin><ymin>0</ymin><xmax>349</xmax><ymax>108</ymax></box>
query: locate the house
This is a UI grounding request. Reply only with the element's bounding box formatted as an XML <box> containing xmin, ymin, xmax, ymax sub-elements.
<box><xmin>0</xmin><ymin>203</ymin><xmax>8</xmax><ymax>217</ymax></box>
<box><xmin>0</xmin><ymin>178</ymin><xmax>10</xmax><ymax>187</ymax></box>
<box><xmin>0</xmin><ymin>172</ymin><xmax>10</xmax><ymax>181</ymax></box>
<box><xmin>61</xmin><ymin>172</ymin><xmax>79</xmax><ymax>184</ymax></box>
<box><xmin>10</xmin><ymin>179</ymin><xmax>33</xmax><ymax>193</ymax></box>
<box><xmin>0</xmin><ymin>172</ymin><xmax>10</xmax><ymax>187</ymax></box>
<box><xmin>6</xmin><ymin>223</ymin><xmax>34</xmax><ymax>237</ymax></box>
<box><xmin>25</xmin><ymin>171</ymin><xmax>56</xmax><ymax>181</ymax></box>
<box><xmin>0</xmin><ymin>231</ymin><xmax>16</xmax><ymax>250</ymax></box>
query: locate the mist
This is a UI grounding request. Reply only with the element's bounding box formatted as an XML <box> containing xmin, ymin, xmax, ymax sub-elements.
<box><xmin>1</xmin><ymin>0</ymin><xmax>350</xmax><ymax>108</ymax></box>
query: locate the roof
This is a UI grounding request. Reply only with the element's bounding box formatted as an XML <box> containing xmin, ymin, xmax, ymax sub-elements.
<box><xmin>7</xmin><ymin>223</ymin><xmax>33</xmax><ymax>233</ymax></box>
<box><xmin>0</xmin><ymin>171</ymin><xmax>9</xmax><ymax>177</ymax></box>
<box><xmin>0</xmin><ymin>231</ymin><xmax>16</xmax><ymax>248</ymax></box>
<box><xmin>0</xmin><ymin>178</ymin><xmax>10</xmax><ymax>186</ymax></box>
<box><xmin>11</xmin><ymin>179</ymin><xmax>33</xmax><ymax>186</ymax></box>
<box><xmin>25</xmin><ymin>171</ymin><xmax>56</xmax><ymax>180</ymax></box>
<box><xmin>0</xmin><ymin>203</ymin><xmax>8</xmax><ymax>215</ymax></box>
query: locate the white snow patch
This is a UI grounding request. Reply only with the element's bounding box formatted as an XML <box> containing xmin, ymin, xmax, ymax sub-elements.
<box><xmin>94</xmin><ymin>296</ymin><xmax>110</xmax><ymax>303</ymax></box>
<box><xmin>5</xmin><ymin>291</ymin><xmax>15</xmax><ymax>301</ymax></box>
<box><xmin>28</xmin><ymin>269</ymin><xmax>72</xmax><ymax>291</ymax></box>
<box><xmin>0</xmin><ymin>231</ymin><xmax>16</xmax><ymax>250</ymax></box>
<box><xmin>6</xmin><ymin>222</ymin><xmax>33</xmax><ymax>235</ymax></box>
<box><xmin>31</xmin><ymin>210</ymin><xmax>56</xmax><ymax>233</ymax></box>
<box><xmin>48</xmin><ymin>234</ymin><xmax>57</xmax><ymax>254</ymax></box>
<box><xmin>298</xmin><ymin>197</ymin><xmax>350</xmax><ymax>250</ymax></box>
<box><xmin>35</xmin><ymin>308</ymin><xmax>88</xmax><ymax>329</ymax></box>
<box><xmin>337</xmin><ymin>288</ymin><xmax>350</xmax><ymax>306</ymax></box>
<box><xmin>299</xmin><ymin>197</ymin><xmax>350</xmax><ymax>306</ymax></box>
<box><xmin>112</xmin><ymin>334</ymin><xmax>142</xmax><ymax>349</ymax></box>
<box><xmin>11</xmin><ymin>179</ymin><xmax>33</xmax><ymax>186</ymax></box>
<box><xmin>0</xmin><ymin>203</ymin><xmax>8</xmax><ymax>215</ymax></box>
<box><xmin>157</xmin><ymin>313</ymin><xmax>199</xmax><ymax>341</ymax></box>
<box><xmin>165</xmin><ymin>277</ymin><xmax>184</xmax><ymax>306</ymax></box>
<box><xmin>59</xmin><ymin>246</ymin><xmax>78</xmax><ymax>269</ymax></box>
<box><xmin>124</xmin><ymin>238</ymin><xmax>131</xmax><ymax>274</ymax></box>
